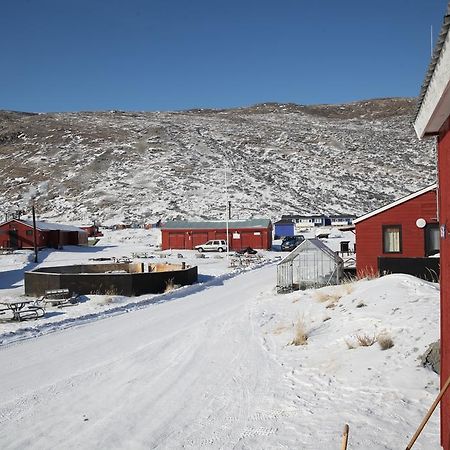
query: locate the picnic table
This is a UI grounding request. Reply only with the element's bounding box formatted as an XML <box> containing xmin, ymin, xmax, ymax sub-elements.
<box><xmin>0</xmin><ymin>299</ymin><xmax>45</xmax><ymax>321</ymax></box>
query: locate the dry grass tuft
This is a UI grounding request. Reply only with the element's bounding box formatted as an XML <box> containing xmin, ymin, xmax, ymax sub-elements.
<box><xmin>341</xmin><ymin>283</ymin><xmax>354</xmax><ymax>295</ymax></box>
<box><xmin>313</xmin><ymin>291</ymin><xmax>342</xmax><ymax>303</ymax></box>
<box><xmin>99</xmin><ymin>296</ymin><xmax>115</xmax><ymax>305</ymax></box>
<box><xmin>357</xmin><ymin>268</ymin><xmax>380</xmax><ymax>280</ymax></box>
<box><xmin>377</xmin><ymin>333</ymin><xmax>394</xmax><ymax>350</ymax></box>
<box><xmin>164</xmin><ymin>278</ymin><xmax>175</xmax><ymax>293</ymax></box>
<box><xmin>105</xmin><ymin>288</ymin><xmax>118</xmax><ymax>296</ymax></box>
<box><xmin>313</xmin><ymin>291</ymin><xmax>332</xmax><ymax>303</ymax></box>
<box><xmin>313</xmin><ymin>283</ymin><xmax>355</xmax><ymax>308</ymax></box>
<box><xmin>313</xmin><ymin>291</ymin><xmax>342</xmax><ymax>306</ymax></box>
<box><xmin>346</xmin><ymin>332</ymin><xmax>393</xmax><ymax>350</ymax></box>
<box><xmin>346</xmin><ymin>333</ymin><xmax>377</xmax><ymax>349</ymax></box>
<box><xmin>356</xmin><ymin>333</ymin><xmax>377</xmax><ymax>347</ymax></box>
<box><xmin>290</xmin><ymin>317</ymin><xmax>308</xmax><ymax>346</ymax></box>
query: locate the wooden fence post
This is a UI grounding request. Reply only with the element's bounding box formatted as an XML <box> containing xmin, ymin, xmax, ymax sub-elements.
<box><xmin>406</xmin><ymin>375</ymin><xmax>450</xmax><ymax>449</ymax></box>
<box><xmin>341</xmin><ymin>424</ymin><xmax>349</xmax><ymax>450</ymax></box>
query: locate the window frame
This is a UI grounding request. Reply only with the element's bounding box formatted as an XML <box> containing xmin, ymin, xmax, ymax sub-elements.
<box><xmin>382</xmin><ymin>224</ymin><xmax>402</xmax><ymax>254</ymax></box>
<box><xmin>424</xmin><ymin>223</ymin><xmax>440</xmax><ymax>257</ymax></box>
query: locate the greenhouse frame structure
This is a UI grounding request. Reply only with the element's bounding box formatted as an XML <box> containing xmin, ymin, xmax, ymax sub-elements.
<box><xmin>277</xmin><ymin>239</ymin><xmax>343</xmax><ymax>292</ymax></box>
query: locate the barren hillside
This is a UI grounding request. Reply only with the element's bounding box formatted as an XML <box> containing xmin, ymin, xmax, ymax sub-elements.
<box><xmin>0</xmin><ymin>97</ymin><xmax>436</xmax><ymax>224</ymax></box>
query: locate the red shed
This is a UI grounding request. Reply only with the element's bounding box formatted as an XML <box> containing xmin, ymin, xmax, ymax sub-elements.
<box><xmin>80</xmin><ymin>225</ymin><xmax>103</xmax><ymax>237</ymax></box>
<box><xmin>354</xmin><ymin>185</ymin><xmax>438</xmax><ymax>277</ymax></box>
<box><xmin>0</xmin><ymin>219</ymin><xmax>88</xmax><ymax>249</ymax></box>
<box><xmin>414</xmin><ymin>4</ymin><xmax>450</xmax><ymax>448</ymax></box>
<box><xmin>161</xmin><ymin>219</ymin><xmax>272</xmax><ymax>251</ymax></box>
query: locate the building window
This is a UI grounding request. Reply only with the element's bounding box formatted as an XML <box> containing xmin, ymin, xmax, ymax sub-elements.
<box><xmin>26</xmin><ymin>230</ymin><xmax>33</xmax><ymax>236</ymax></box>
<box><xmin>425</xmin><ymin>223</ymin><xmax>440</xmax><ymax>256</ymax></box>
<box><xmin>383</xmin><ymin>225</ymin><xmax>402</xmax><ymax>253</ymax></box>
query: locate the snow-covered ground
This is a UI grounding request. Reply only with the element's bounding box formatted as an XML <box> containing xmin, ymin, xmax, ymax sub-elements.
<box><xmin>0</xmin><ymin>230</ymin><xmax>440</xmax><ymax>449</ymax></box>
<box><xmin>0</xmin><ymin>229</ymin><xmax>275</xmax><ymax>341</ymax></box>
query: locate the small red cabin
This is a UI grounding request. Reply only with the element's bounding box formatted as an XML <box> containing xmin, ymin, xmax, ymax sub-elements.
<box><xmin>161</xmin><ymin>219</ymin><xmax>272</xmax><ymax>251</ymax></box>
<box><xmin>80</xmin><ymin>225</ymin><xmax>103</xmax><ymax>238</ymax></box>
<box><xmin>414</xmin><ymin>3</ymin><xmax>450</xmax><ymax>447</ymax></box>
<box><xmin>0</xmin><ymin>219</ymin><xmax>88</xmax><ymax>249</ymax></box>
<box><xmin>354</xmin><ymin>185</ymin><xmax>438</xmax><ymax>277</ymax></box>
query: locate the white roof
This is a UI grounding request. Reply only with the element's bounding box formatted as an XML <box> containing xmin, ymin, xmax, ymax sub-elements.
<box><xmin>11</xmin><ymin>219</ymin><xmax>87</xmax><ymax>233</ymax></box>
<box><xmin>278</xmin><ymin>238</ymin><xmax>343</xmax><ymax>265</ymax></box>
<box><xmin>353</xmin><ymin>184</ymin><xmax>437</xmax><ymax>224</ymax></box>
<box><xmin>414</xmin><ymin>5</ymin><xmax>450</xmax><ymax>138</ymax></box>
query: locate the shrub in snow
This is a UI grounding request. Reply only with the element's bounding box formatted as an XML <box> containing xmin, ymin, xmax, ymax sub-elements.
<box><xmin>346</xmin><ymin>333</ymin><xmax>377</xmax><ymax>349</ymax></box>
<box><xmin>290</xmin><ymin>317</ymin><xmax>308</xmax><ymax>346</ymax></box>
<box><xmin>99</xmin><ymin>296</ymin><xmax>116</xmax><ymax>305</ymax></box>
<box><xmin>377</xmin><ymin>333</ymin><xmax>394</xmax><ymax>350</ymax></box>
<box><xmin>356</xmin><ymin>333</ymin><xmax>377</xmax><ymax>347</ymax></box>
<box><xmin>164</xmin><ymin>278</ymin><xmax>175</xmax><ymax>293</ymax></box>
<box><xmin>357</xmin><ymin>267</ymin><xmax>380</xmax><ymax>280</ymax></box>
<box><xmin>341</xmin><ymin>283</ymin><xmax>354</xmax><ymax>295</ymax></box>
<box><xmin>313</xmin><ymin>291</ymin><xmax>342</xmax><ymax>307</ymax></box>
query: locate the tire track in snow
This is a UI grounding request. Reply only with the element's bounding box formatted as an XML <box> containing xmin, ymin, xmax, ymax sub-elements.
<box><xmin>0</xmin><ymin>265</ymin><xmax>305</xmax><ymax>449</ymax></box>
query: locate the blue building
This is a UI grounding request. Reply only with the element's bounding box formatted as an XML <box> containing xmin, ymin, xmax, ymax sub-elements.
<box><xmin>274</xmin><ymin>219</ymin><xmax>295</xmax><ymax>239</ymax></box>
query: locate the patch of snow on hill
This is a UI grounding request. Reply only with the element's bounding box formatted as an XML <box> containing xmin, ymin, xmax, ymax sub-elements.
<box><xmin>0</xmin><ymin>98</ymin><xmax>436</xmax><ymax>224</ymax></box>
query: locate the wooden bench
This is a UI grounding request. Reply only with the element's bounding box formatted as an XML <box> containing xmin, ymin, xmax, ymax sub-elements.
<box><xmin>42</xmin><ymin>289</ymin><xmax>79</xmax><ymax>308</ymax></box>
<box><xmin>44</xmin><ymin>288</ymin><xmax>71</xmax><ymax>299</ymax></box>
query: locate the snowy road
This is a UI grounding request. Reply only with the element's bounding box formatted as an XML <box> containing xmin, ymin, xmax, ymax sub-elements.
<box><xmin>0</xmin><ymin>265</ymin><xmax>296</xmax><ymax>449</ymax></box>
<box><xmin>0</xmin><ymin>264</ymin><xmax>440</xmax><ymax>449</ymax></box>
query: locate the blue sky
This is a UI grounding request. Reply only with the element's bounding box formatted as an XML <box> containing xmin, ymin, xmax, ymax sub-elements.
<box><xmin>0</xmin><ymin>0</ymin><xmax>448</xmax><ymax>112</ymax></box>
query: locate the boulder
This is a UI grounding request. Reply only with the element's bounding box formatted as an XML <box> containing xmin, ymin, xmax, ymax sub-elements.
<box><xmin>420</xmin><ymin>340</ymin><xmax>440</xmax><ymax>374</ymax></box>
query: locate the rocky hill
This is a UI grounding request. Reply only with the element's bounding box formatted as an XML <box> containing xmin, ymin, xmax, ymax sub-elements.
<box><xmin>0</xmin><ymin>98</ymin><xmax>436</xmax><ymax>225</ymax></box>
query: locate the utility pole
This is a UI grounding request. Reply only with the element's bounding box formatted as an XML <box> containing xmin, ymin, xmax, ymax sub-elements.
<box><xmin>225</xmin><ymin>163</ymin><xmax>229</xmax><ymax>264</ymax></box>
<box><xmin>32</xmin><ymin>203</ymin><xmax>38</xmax><ymax>263</ymax></box>
<box><xmin>228</xmin><ymin>201</ymin><xmax>231</xmax><ymax>220</ymax></box>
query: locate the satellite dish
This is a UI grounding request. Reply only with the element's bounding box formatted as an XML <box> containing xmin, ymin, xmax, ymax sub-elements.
<box><xmin>416</xmin><ymin>218</ymin><xmax>427</xmax><ymax>229</ymax></box>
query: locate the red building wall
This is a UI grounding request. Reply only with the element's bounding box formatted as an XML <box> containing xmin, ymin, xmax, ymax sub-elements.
<box><xmin>80</xmin><ymin>225</ymin><xmax>103</xmax><ymax>237</ymax></box>
<box><xmin>0</xmin><ymin>220</ymin><xmax>48</xmax><ymax>249</ymax></box>
<box><xmin>438</xmin><ymin>117</ymin><xmax>450</xmax><ymax>449</ymax></box>
<box><xmin>0</xmin><ymin>220</ymin><xmax>88</xmax><ymax>249</ymax></box>
<box><xmin>161</xmin><ymin>226</ymin><xmax>272</xmax><ymax>251</ymax></box>
<box><xmin>355</xmin><ymin>190</ymin><xmax>438</xmax><ymax>276</ymax></box>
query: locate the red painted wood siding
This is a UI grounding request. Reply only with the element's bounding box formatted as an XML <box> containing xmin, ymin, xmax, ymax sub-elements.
<box><xmin>0</xmin><ymin>220</ymin><xmax>87</xmax><ymax>249</ymax></box>
<box><xmin>161</xmin><ymin>226</ymin><xmax>272</xmax><ymax>251</ymax></box>
<box><xmin>438</xmin><ymin>117</ymin><xmax>450</xmax><ymax>449</ymax></box>
<box><xmin>0</xmin><ymin>220</ymin><xmax>47</xmax><ymax>249</ymax></box>
<box><xmin>355</xmin><ymin>190</ymin><xmax>437</xmax><ymax>276</ymax></box>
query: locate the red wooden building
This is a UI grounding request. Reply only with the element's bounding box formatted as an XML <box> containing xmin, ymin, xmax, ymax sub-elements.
<box><xmin>354</xmin><ymin>185</ymin><xmax>438</xmax><ymax>276</ymax></box>
<box><xmin>79</xmin><ymin>225</ymin><xmax>103</xmax><ymax>237</ymax></box>
<box><xmin>0</xmin><ymin>219</ymin><xmax>88</xmax><ymax>249</ymax></box>
<box><xmin>414</xmin><ymin>3</ymin><xmax>450</xmax><ymax>448</ymax></box>
<box><xmin>161</xmin><ymin>219</ymin><xmax>272</xmax><ymax>251</ymax></box>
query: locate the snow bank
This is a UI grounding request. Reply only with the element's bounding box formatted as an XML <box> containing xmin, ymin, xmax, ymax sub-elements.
<box><xmin>256</xmin><ymin>273</ymin><xmax>440</xmax><ymax>448</ymax></box>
